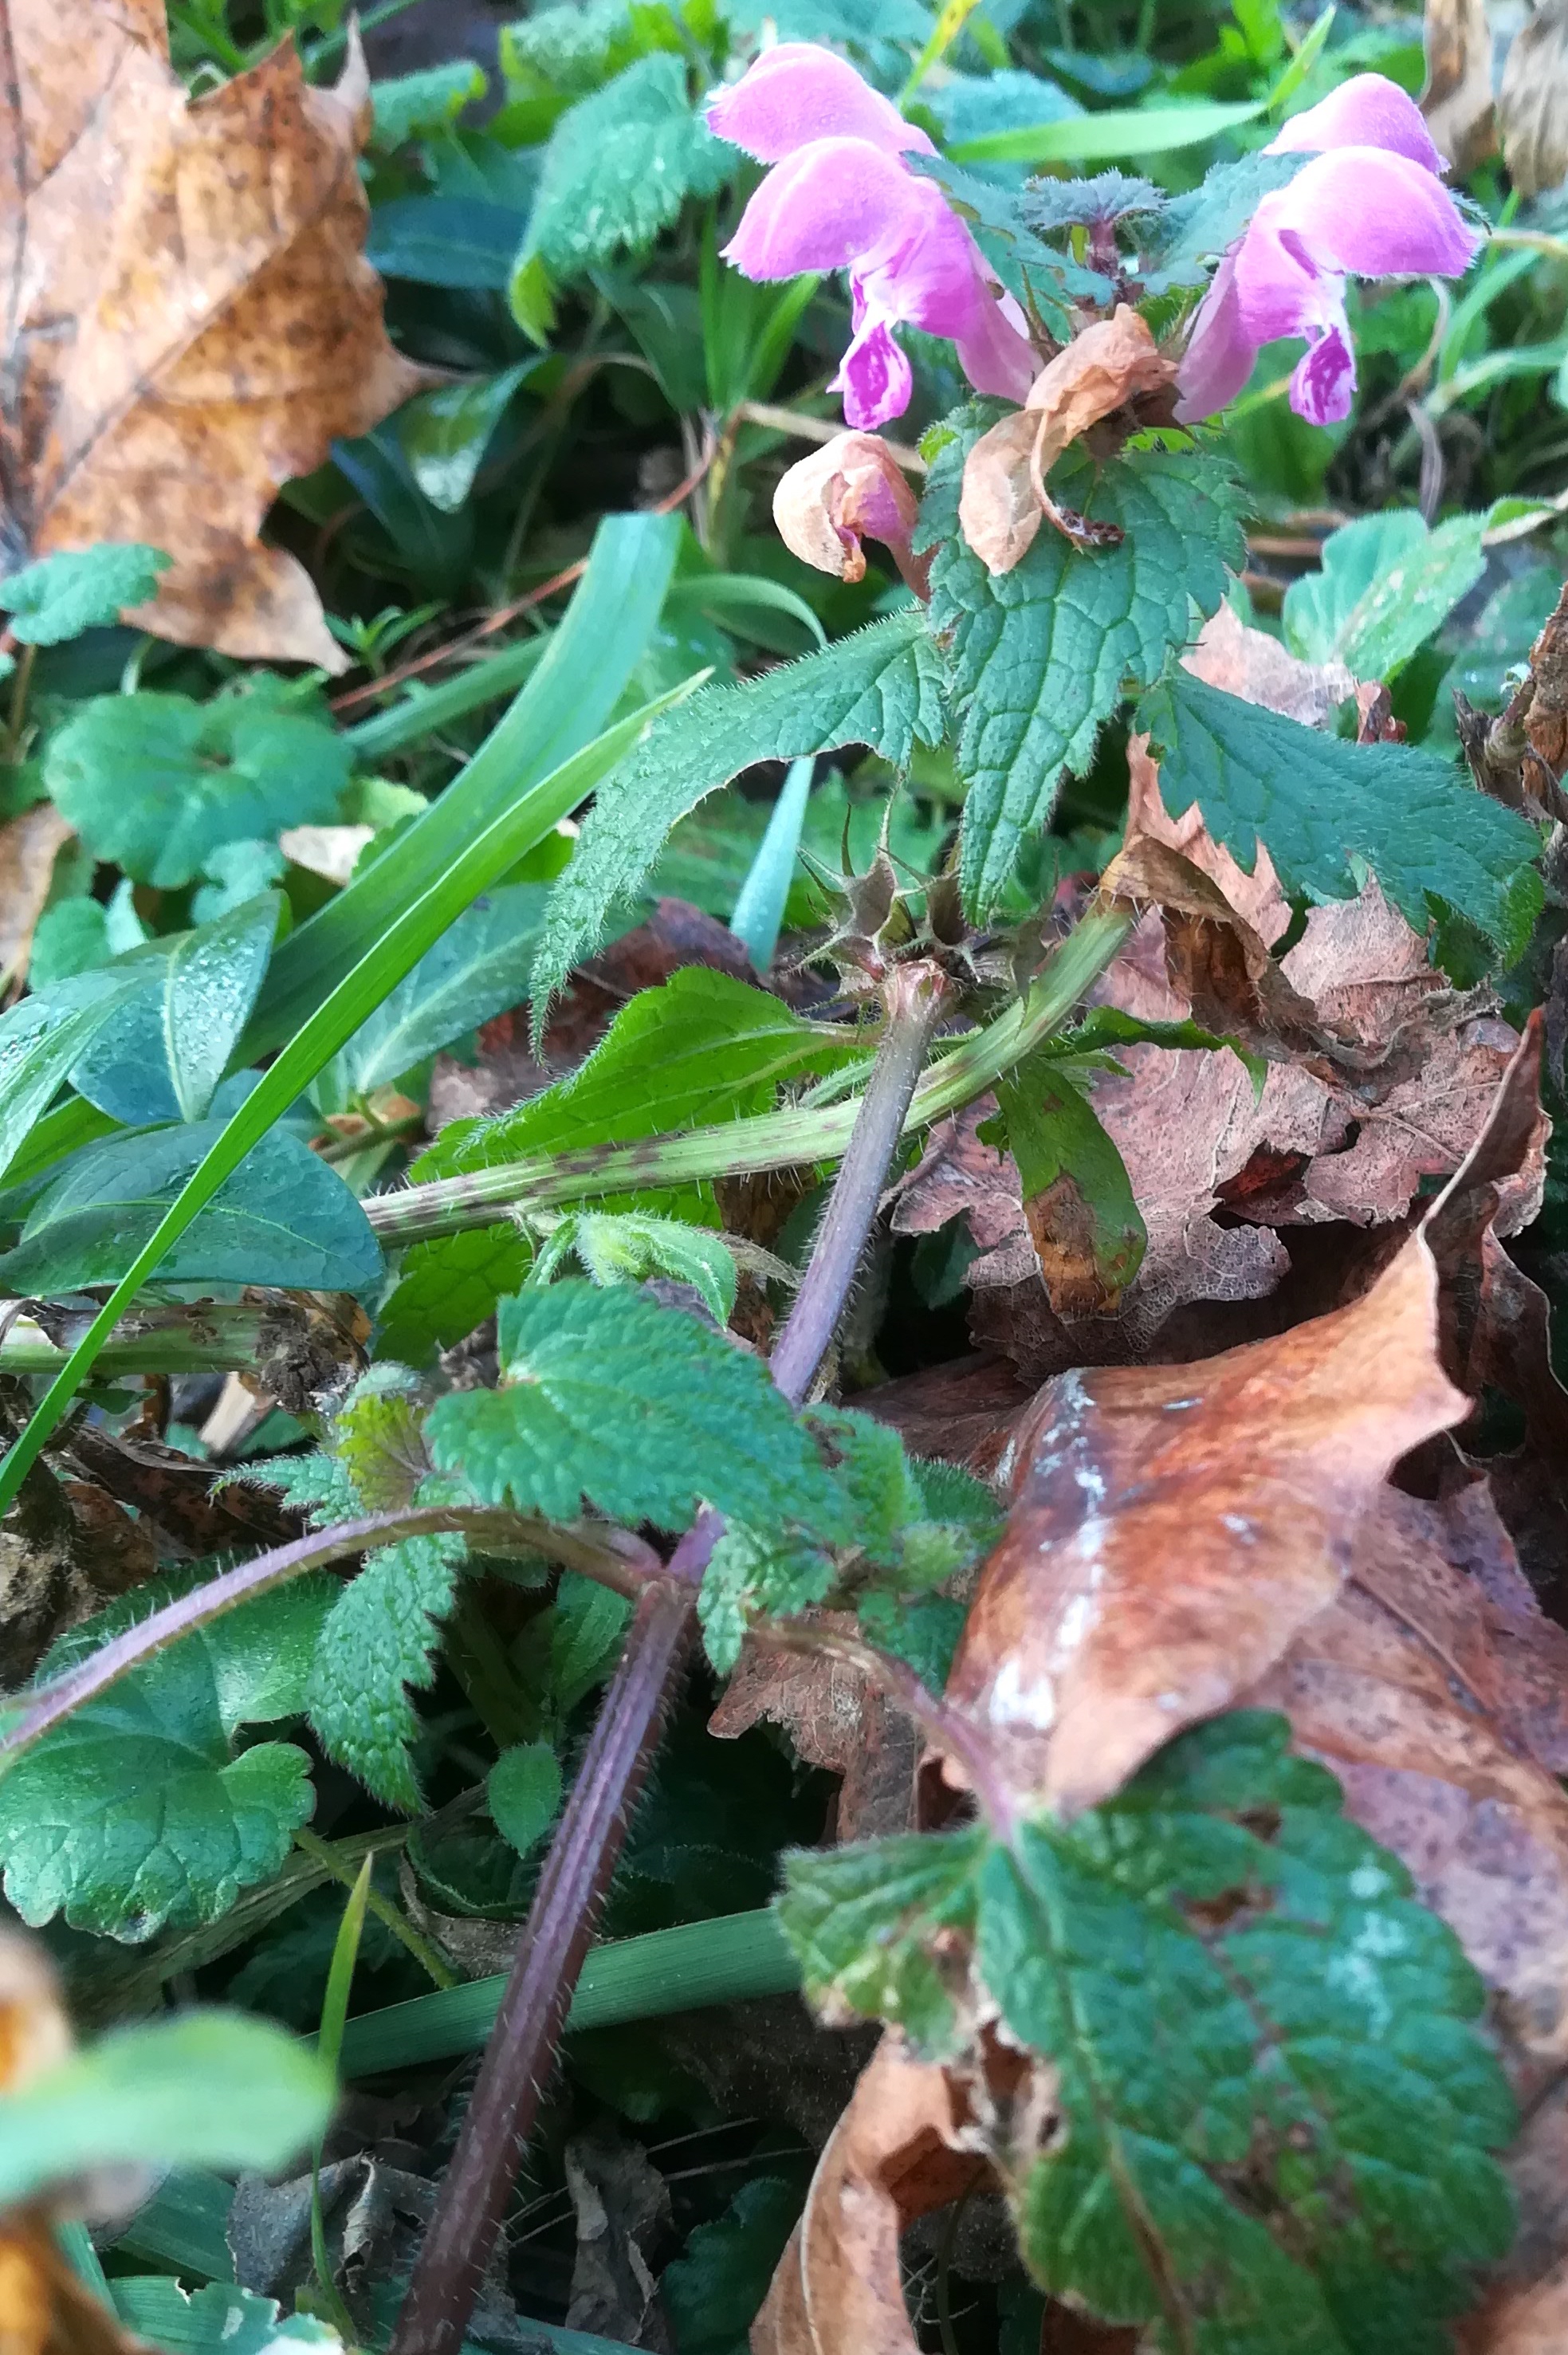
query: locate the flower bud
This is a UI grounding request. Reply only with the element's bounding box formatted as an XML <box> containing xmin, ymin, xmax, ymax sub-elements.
<box><xmin>772</xmin><ymin>432</ymin><xmax>926</xmax><ymax>595</ymax></box>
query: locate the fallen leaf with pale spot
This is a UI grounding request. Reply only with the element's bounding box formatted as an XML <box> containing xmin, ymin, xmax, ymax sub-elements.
<box><xmin>1</xmin><ymin>0</ymin><xmax>429</xmax><ymax>670</ymax></box>
<box><xmin>0</xmin><ymin>807</ymin><xmax>73</xmax><ymax>987</ymax></box>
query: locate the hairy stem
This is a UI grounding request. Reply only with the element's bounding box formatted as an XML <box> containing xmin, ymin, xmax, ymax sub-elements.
<box><xmin>389</xmin><ymin>957</ymin><xmax>957</xmax><ymax>2355</ymax></box>
<box><xmin>0</xmin><ymin>1509</ymin><xmax>663</xmax><ymax>1764</ymax></box>
<box><xmin>367</xmin><ymin>906</ymin><xmax>1131</xmax><ymax>1248</ymax></box>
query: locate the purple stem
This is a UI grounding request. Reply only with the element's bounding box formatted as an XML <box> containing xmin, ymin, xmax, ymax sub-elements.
<box><xmin>390</xmin><ymin>959</ymin><xmax>953</xmax><ymax>2355</ymax></box>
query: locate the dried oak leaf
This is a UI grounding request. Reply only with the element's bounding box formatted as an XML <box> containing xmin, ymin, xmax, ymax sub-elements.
<box><xmin>1421</xmin><ymin>0</ymin><xmax>1498</xmax><ymax>171</ymax></box>
<box><xmin>957</xmin><ymin>307</ymin><xmax>1175</xmax><ymax>574</ymax></box>
<box><xmin>1</xmin><ymin>0</ymin><xmax>427</xmax><ymax>670</ymax></box>
<box><xmin>751</xmin><ymin>2035</ymin><xmax>986</xmax><ymax>2355</ymax></box>
<box><xmin>942</xmin><ymin>1020</ymin><xmax>1542</xmax><ymax>1818</ymax></box>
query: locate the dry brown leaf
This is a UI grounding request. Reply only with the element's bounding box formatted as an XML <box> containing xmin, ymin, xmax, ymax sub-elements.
<box><xmin>1183</xmin><ymin>600</ymin><xmax>1358</xmax><ymax>729</ymax></box>
<box><xmin>1524</xmin><ymin>579</ymin><xmax>1568</xmax><ymax>783</ymax></box>
<box><xmin>1421</xmin><ymin>0</ymin><xmax>1498</xmax><ymax>170</ymax></box>
<box><xmin>957</xmin><ymin>308</ymin><xmax>1174</xmax><ymax>574</ymax></box>
<box><xmin>0</xmin><ymin>807</ymin><xmax>73</xmax><ymax>988</ymax></box>
<box><xmin>2</xmin><ymin>0</ymin><xmax>428</xmax><ymax>670</ymax></box>
<box><xmin>710</xmin><ymin>1627</ymin><xmax>921</xmax><ymax>1841</ymax></box>
<box><xmin>942</xmin><ymin>1020</ymin><xmax>1544</xmax><ymax>1816</ymax></box>
<box><xmin>1460</xmin><ymin>2263</ymin><xmax>1568</xmax><ymax>2355</ymax></box>
<box><xmin>750</xmin><ymin>2036</ymin><xmax>985</xmax><ymax>2355</ymax></box>
<box><xmin>1498</xmin><ymin>0</ymin><xmax>1568</xmax><ymax>196</ymax></box>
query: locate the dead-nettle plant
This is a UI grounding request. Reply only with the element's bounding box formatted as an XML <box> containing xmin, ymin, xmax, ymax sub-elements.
<box><xmin>0</xmin><ymin>29</ymin><xmax>1550</xmax><ymax>2355</ymax></box>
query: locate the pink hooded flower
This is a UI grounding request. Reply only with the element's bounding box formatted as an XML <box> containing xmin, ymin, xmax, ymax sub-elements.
<box><xmin>706</xmin><ymin>43</ymin><xmax>1035</xmax><ymax>431</ymax></box>
<box><xmin>1176</xmin><ymin>73</ymin><xmax>1482</xmax><ymax>428</ymax></box>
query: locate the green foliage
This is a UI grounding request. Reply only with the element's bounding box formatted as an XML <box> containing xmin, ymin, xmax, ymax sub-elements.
<box><xmin>0</xmin><ymin>2012</ymin><xmax>333</xmax><ymax>2203</ymax></box>
<box><xmin>529</xmin><ymin>612</ymin><xmax>948</xmax><ymax>1010</ymax></box>
<box><xmin>487</xmin><ymin>1740</ymin><xmax>564</xmax><ymax>1858</ymax></box>
<box><xmin>45</xmin><ymin>678</ymin><xmax>352</xmax><ymax>888</ymax></box>
<box><xmin>536</xmin><ymin>1209</ymin><xmax>740</xmax><ymax>1323</ymax></box>
<box><xmin>110</xmin><ymin>2279</ymin><xmax>340</xmax><ymax>2355</ymax></box>
<box><xmin>922</xmin><ymin>421</ymin><xmax>1247</xmax><ymax>915</ymax></box>
<box><xmin>1139</xmin><ymin>666</ymin><xmax>1543</xmax><ymax>952</ymax></box>
<box><xmin>67</xmin><ymin>893</ymin><xmax>280</xmax><ymax>1128</ymax></box>
<box><xmin>661</xmin><ymin>2174</ymin><xmax>805</xmax><ymax>2355</ymax></box>
<box><xmin>0</xmin><ymin>543</ymin><xmax>171</xmax><ymax>643</ymax></box>
<box><xmin>781</xmin><ymin>1714</ymin><xmax>1517</xmax><ymax>2349</ymax></box>
<box><xmin>982</xmin><ymin>1053</ymin><xmax>1146</xmax><ymax>1303</ymax></box>
<box><xmin>427</xmin><ymin>1280</ymin><xmax>847</xmax><ymax>1537</ymax></box>
<box><xmin>382</xmin><ymin>965</ymin><xmax>863</xmax><ymax>1357</ymax></box>
<box><xmin>0</xmin><ymin>1575</ymin><xmax>336</xmax><ymax>1940</ymax></box>
<box><xmin>306</xmin><ymin>1534</ymin><xmax>465</xmax><ymax>1812</ymax></box>
<box><xmin>514</xmin><ymin>53</ymin><xmax>734</xmax><ymax>315</ymax></box>
<box><xmin>1283</xmin><ymin>511</ymin><xmax>1488</xmax><ymax>681</ymax></box>
<box><xmin>0</xmin><ymin>1119</ymin><xmax>383</xmax><ymax>1294</ymax></box>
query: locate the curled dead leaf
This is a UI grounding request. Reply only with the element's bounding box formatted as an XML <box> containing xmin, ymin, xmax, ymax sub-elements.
<box><xmin>3</xmin><ymin>1</ymin><xmax>429</xmax><ymax>670</ymax></box>
<box><xmin>710</xmin><ymin>1616</ymin><xmax>921</xmax><ymax>1841</ymax></box>
<box><xmin>772</xmin><ymin>432</ymin><xmax>927</xmax><ymax>597</ymax></box>
<box><xmin>1498</xmin><ymin>0</ymin><xmax>1568</xmax><ymax>196</ymax></box>
<box><xmin>1421</xmin><ymin>0</ymin><xmax>1498</xmax><ymax>171</ymax></box>
<box><xmin>957</xmin><ymin>307</ymin><xmax>1174</xmax><ymax>574</ymax></box>
<box><xmin>751</xmin><ymin>2035</ymin><xmax>986</xmax><ymax>2355</ymax></box>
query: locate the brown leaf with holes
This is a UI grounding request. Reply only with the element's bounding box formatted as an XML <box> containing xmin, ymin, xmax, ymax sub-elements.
<box><xmin>957</xmin><ymin>307</ymin><xmax>1174</xmax><ymax>573</ymax></box>
<box><xmin>751</xmin><ymin>2036</ymin><xmax>986</xmax><ymax>2355</ymax></box>
<box><xmin>1421</xmin><ymin>0</ymin><xmax>1497</xmax><ymax>171</ymax></box>
<box><xmin>942</xmin><ymin>1023</ymin><xmax>1543</xmax><ymax>1816</ymax></box>
<box><xmin>711</xmin><ymin>1624</ymin><xmax>920</xmax><ymax>1842</ymax></box>
<box><xmin>0</xmin><ymin>0</ymin><xmax>428</xmax><ymax>670</ymax></box>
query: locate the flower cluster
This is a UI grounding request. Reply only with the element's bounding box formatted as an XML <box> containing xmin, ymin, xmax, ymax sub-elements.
<box><xmin>1177</xmin><ymin>75</ymin><xmax>1481</xmax><ymax>427</ymax></box>
<box><xmin>707</xmin><ymin>44</ymin><xmax>1482</xmax><ymax>438</ymax></box>
<box><xmin>705</xmin><ymin>43</ymin><xmax>1034</xmax><ymax>430</ymax></box>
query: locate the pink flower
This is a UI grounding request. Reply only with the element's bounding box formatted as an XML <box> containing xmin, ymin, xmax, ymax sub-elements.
<box><xmin>706</xmin><ymin>43</ymin><xmax>1035</xmax><ymax>431</ymax></box>
<box><xmin>1176</xmin><ymin>73</ymin><xmax>1482</xmax><ymax>429</ymax></box>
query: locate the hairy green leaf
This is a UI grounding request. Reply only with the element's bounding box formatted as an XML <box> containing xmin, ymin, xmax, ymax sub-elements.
<box><xmin>1138</xmin><ymin>666</ymin><xmax>1542</xmax><ymax>949</ymax></box>
<box><xmin>922</xmin><ymin>423</ymin><xmax>1246</xmax><ymax>916</ymax></box>
<box><xmin>661</xmin><ymin>2175</ymin><xmax>805</xmax><ymax>2355</ymax></box>
<box><xmin>487</xmin><ymin>1740</ymin><xmax>563</xmax><ymax>1859</ymax></box>
<box><xmin>529</xmin><ymin>612</ymin><xmax>947</xmax><ymax>1012</ymax></box>
<box><xmin>540</xmin><ymin>1209</ymin><xmax>739</xmax><ymax>1324</ymax></box>
<box><xmin>780</xmin><ymin>1714</ymin><xmax>1517</xmax><ymax>2350</ymax></box>
<box><xmin>515</xmin><ymin>52</ymin><xmax>733</xmax><ymax>305</ymax></box>
<box><xmin>45</xmin><ymin>678</ymin><xmax>351</xmax><ymax>889</ymax></box>
<box><xmin>0</xmin><ymin>1121</ymin><xmax>383</xmax><ymax>1295</ymax></box>
<box><xmin>983</xmin><ymin>1054</ymin><xmax>1146</xmax><ymax>1307</ymax></box>
<box><xmin>0</xmin><ymin>543</ymin><xmax>171</xmax><ymax>644</ymax></box>
<box><xmin>426</xmin><ymin>1281</ymin><xmax>847</xmax><ymax>1537</ymax></box>
<box><xmin>0</xmin><ymin>1576</ymin><xmax>336</xmax><ymax>1940</ymax></box>
<box><xmin>306</xmin><ymin>1533</ymin><xmax>465</xmax><ymax>1812</ymax></box>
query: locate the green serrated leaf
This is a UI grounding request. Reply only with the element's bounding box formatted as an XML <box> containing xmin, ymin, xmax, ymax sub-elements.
<box><xmin>0</xmin><ymin>1575</ymin><xmax>336</xmax><ymax>1940</ymax></box>
<box><xmin>487</xmin><ymin>1740</ymin><xmax>564</xmax><ymax>1858</ymax></box>
<box><xmin>371</xmin><ymin>60</ymin><xmax>486</xmax><ymax>147</ymax></box>
<box><xmin>334</xmin><ymin>1378</ymin><xmax>432</xmax><ymax>1513</ymax></box>
<box><xmin>779</xmin><ymin>1826</ymin><xmax>986</xmax><ymax>2054</ymax></box>
<box><xmin>1282</xmin><ymin>511</ymin><xmax>1487</xmax><ymax>682</ymax></box>
<box><xmin>661</xmin><ymin>2174</ymin><xmax>805</xmax><ymax>2355</ymax></box>
<box><xmin>1140</xmin><ymin>149</ymin><xmax>1309</xmax><ymax>293</ymax></box>
<box><xmin>515</xmin><ymin>52</ymin><xmax>733</xmax><ymax>301</ymax></box>
<box><xmin>0</xmin><ymin>543</ymin><xmax>171</xmax><ymax>644</ymax></box>
<box><xmin>807</xmin><ymin>1406</ymin><xmax>925</xmax><ymax>1569</ymax></box>
<box><xmin>0</xmin><ymin>1120</ymin><xmax>383</xmax><ymax>1295</ymax></box>
<box><xmin>549</xmin><ymin>1568</ymin><xmax>632</xmax><ymax>1716</ymax></box>
<box><xmin>427</xmin><ymin>1282</ymin><xmax>847</xmax><ymax>1543</ymax></box>
<box><xmin>856</xmin><ymin>1586</ymin><xmax>968</xmax><ymax>1689</ymax></box>
<box><xmin>990</xmin><ymin>1716</ymin><xmax>1515</xmax><ymax>2351</ymax></box>
<box><xmin>0</xmin><ymin>2015</ymin><xmax>332</xmax><ymax>2205</ymax></box>
<box><xmin>544</xmin><ymin>1209</ymin><xmax>739</xmax><ymax>1324</ymax></box>
<box><xmin>698</xmin><ymin>1521</ymin><xmax>835</xmax><ymax>1676</ymax></box>
<box><xmin>110</xmin><ymin>2277</ymin><xmax>340</xmax><ymax>2355</ymax></box>
<box><xmin>922</xmin><ymin>423</ymin><xmax>1246</xmax><ymax>918</ymax></box>
<box><xmin>529</xmin><ymin>611</ymin><xmax>948</xmax><ymax>1012</ymax></box>
<box><xmin>1138</xmin><ymin>666</ymin><xmax>1542</xmax><ymax>949</ymax></box>
<box><xmin>45</xmin><ymin>678</ymin><xmax>352</xmax><ymax>889</ymax></box>
<box><xmin>305</xmin><ymin>1533</ymin><xmax>464</xmax><ymax>1812</ymax></box>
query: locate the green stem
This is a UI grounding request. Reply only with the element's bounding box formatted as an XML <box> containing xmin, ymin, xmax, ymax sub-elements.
<box><xmin>0</xmin><ymin>1301</ymin><xmax>273</xmax><ymax>1377</ymax></box>
<box><xmin>367</xmin><ymin>906</ymin><xmax>1134</xmax><ymax>1248</ymax></box>
<box><xmin>293</xmin><ymin>1827</ymin><xmax>458</xmax><ymax>1992</ymax></box>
